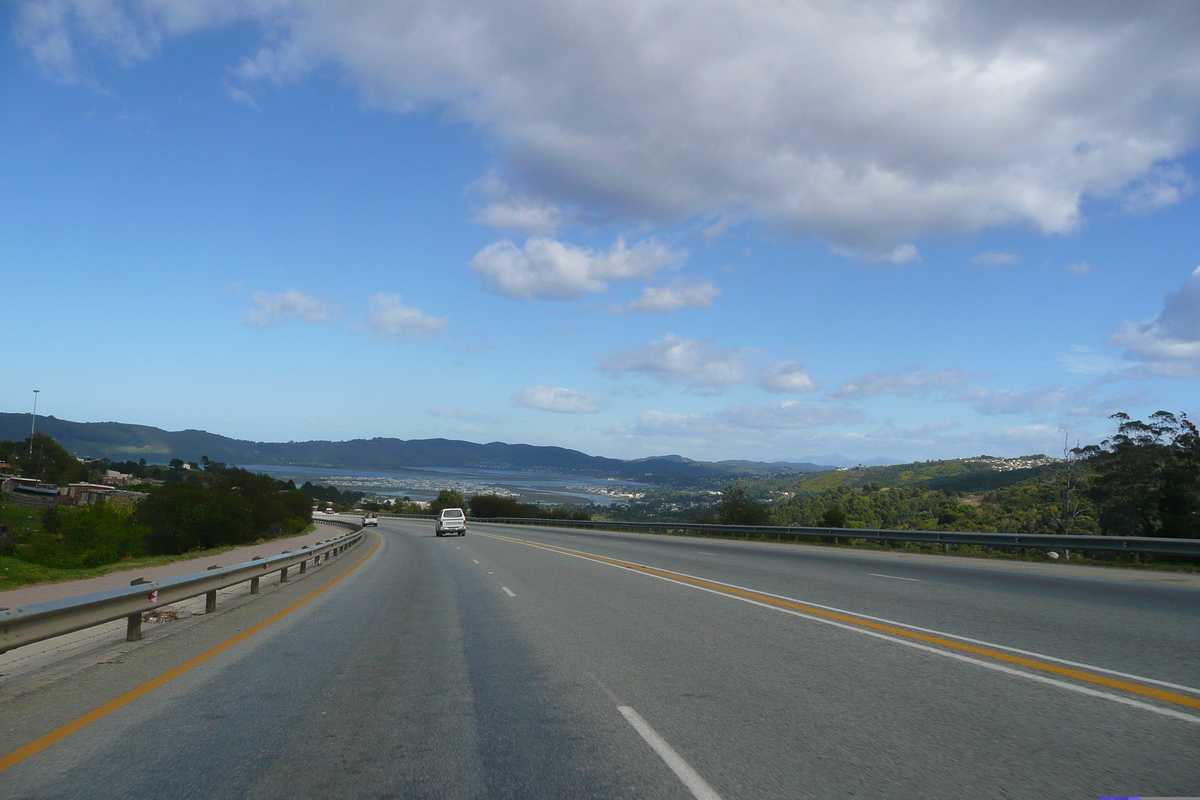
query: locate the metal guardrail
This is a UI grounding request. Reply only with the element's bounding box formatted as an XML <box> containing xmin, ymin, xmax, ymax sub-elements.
<box><xmin>382</xmin><ymin>514</ymin><xmax>1200</xmax><ymax>557</ymax></box>
<box><xmin>0</xmin><ymin>519</ymin><xmax>365</xmax><ymax>655</ymax></box>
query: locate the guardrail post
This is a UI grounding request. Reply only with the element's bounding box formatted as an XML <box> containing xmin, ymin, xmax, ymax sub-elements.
<box><xmin>205</xmin><ymin>565</ymin><xmax>219</xmax><ymax>613</ymax></box>
<box><xmin>280</xmin><ymin>551</ymin><xmax>291</xmax><ymax>582</ymax></box>
<box><xmin>127</xmin><ymin>578</ymin><xmax>147</xmax><ymax>641</ymax></box>
<box><xmin>251</xmin><ymin>556</ymin><xmax>263</xmax><ymax>594</ymax></box>
<box><xmin>299</xmin><ymin>557</ymin><xmax>307</xmax><ymax>574</ymax></box>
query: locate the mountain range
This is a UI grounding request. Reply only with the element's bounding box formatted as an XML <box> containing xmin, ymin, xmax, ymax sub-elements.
<box><xmin>0</xmin><ymin>413</ymin><xmax>834</xmax><ymax>484</ymax></box>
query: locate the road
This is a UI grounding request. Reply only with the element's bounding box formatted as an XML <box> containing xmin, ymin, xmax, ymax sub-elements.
<box><xmin>1</xmin><ymin>517</ymin><xmax>1197</xmax><ymax>799</ymax></box>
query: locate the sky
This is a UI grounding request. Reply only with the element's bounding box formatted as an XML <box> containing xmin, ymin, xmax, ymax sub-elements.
<box><xmin>2</xmin><ymin>1</ymin><xmax>1199</xmax><ymax>466</ymax></box>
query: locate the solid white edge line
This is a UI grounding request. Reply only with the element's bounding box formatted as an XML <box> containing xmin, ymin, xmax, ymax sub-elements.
<box><xmin>617</xmin><ymin>706</ymin><xmax>723</xmax><ymax>800</ymax></box>
<box><xmin>479</xmin><ymin>532</ymin><xmax>1200</xmax><ymax>723</ymax></box>
<box><xmin>502</xmin><ymin>586</ymin><xmax>516</xmax><ymax>597</ymax></box>
<box><xmin>868</xmin><ymin>573</ymin><xmax>920</xmax><ymax>581</ymax></box>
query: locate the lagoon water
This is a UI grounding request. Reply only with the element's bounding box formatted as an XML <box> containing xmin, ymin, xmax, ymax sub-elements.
<box><xmin>242</xmin><ymin>464</ymin><xmax>653</xmax><ymax>505</ymax></box>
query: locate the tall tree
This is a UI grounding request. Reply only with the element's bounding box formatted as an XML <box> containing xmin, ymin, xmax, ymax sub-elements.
<box><xmin>1078</xmin><ymin>412</ymin><xmax>1200</xmax><ymax>538</ymax></box>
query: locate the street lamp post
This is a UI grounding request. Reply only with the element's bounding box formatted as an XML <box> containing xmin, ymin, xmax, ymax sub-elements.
<box><xmin>29</xmin><ymin>389</ymin><xmax>40</xmax><ymax>457</ymax></box>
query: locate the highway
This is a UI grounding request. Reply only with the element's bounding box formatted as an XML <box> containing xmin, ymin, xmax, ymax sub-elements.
<box><xmin>1</xmin><ymin>517</ymin><xmax>1198</xmax><ymax>798</ymax></box>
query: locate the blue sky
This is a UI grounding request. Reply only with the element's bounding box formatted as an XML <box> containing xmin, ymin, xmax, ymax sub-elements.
<box><xmin>3</xmin><ymin>1</ymin><xmax>1199</xmax><ymax>465</ymax></box>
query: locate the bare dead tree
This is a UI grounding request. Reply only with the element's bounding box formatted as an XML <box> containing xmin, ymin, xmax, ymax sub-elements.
<box><xmin>1053</xmin><ymin>431</ymin><xmax>1088</xmax><ymax>537</ymax></box>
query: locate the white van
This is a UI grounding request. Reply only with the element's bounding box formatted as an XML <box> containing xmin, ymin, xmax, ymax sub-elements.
<box><xmin>436</xmin><ymin>508</ymin><xmax>466</xmax><ymax>536</ymax></box>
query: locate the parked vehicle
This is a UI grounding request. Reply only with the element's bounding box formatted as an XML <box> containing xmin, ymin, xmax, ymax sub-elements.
<box><xmin>435</xmin><ymin>508</ymin><xmax>466</xmax><ymax>536</ymax></box>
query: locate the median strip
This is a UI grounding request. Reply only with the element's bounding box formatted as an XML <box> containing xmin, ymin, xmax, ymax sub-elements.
<box><xmin>477</xmin><ymin>531</ymin><xmax>1200</xmax><ymax>724</ymax></box>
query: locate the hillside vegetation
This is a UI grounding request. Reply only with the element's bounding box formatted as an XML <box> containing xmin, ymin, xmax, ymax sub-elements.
<box><xmin>700</xmin><ymin>412</ymin><xmax>1198</xmax><ymax>539</ymax></box>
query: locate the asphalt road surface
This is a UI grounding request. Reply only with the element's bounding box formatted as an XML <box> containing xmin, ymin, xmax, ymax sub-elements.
<box><xmin>1</xmin><ymin>518</ymin><xmax>1197</xmax><ymax>799</ymax></box>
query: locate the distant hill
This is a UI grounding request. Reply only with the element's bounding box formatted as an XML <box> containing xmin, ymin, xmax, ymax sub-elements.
<box><xmin>0</xmin><ymin>413</ymin><xmax>834</xmax><ymax>485</ymax></box>
<box><xmin>767</xmin><ymin>454</ymin><xmax>1063</xmax><ymax>495</ymax></box>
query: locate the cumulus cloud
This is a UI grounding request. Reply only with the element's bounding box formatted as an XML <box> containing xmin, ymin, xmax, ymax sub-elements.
<box><xmin>827</xmin><ymin>368</ymin><xmax>978</xmax><ymax>401</ymax></box>
<box><xmin>513</xmin><ymin>386</ymin><xmax>603</xmax><ymax>413</ymax></box>
<box><xmin>970</xmin><ymin>251</ymin><xmax>1019</xmax><ymax>268</ymax></box>
<box><xmin>757</xmin><ymin>361</ymin><xmax>818</xmax><ymax>394</ymax></box>
<box><xmin>617</xmin><ymin>278</ymin><xmax>720</xmax><ymax>314</ymax></box>
<box><xmin>21</xmin><ymin>2</ymin><xmax>1200</xmax><ymax>250</ymax></box>
<box><xmin>1109</xmin><ymin>266</ymin><xmax>1200</xmax><ymax>377</ymax></box>
<box><xmin>245</xmin><ymin>290</ymin><xmax>339</xmax><ymax>327</ymax></box>
<box><xmin>470</xmin><ymin>236</ymin><xmax>685</xmax><ymax>300</ymax></box>
<box><xmin>365</xmin><ymin>293</ymin><xmax>447</xmax><ymax>340</ymax></box>
<box><xmin>601</xmin><ymin>333</ymin><xmax>751</xmax><ymax>390</ymax></box>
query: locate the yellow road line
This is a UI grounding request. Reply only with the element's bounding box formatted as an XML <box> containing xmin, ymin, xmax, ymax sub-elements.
<box><xmin>0</xmin><ymin>534</ymin><xmax>382</xmax><ymax>774</ymax></box>
<box><xmin>479</xmin><ymin>531</ymin><xmax>1200</xmax><ymax>713</ymax></box>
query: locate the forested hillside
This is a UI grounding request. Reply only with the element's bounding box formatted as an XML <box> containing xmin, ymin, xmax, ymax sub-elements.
<box><xmin>705</xmin><ymin>412</ymin><xmax>1198</xmax><ymax>539</ymax></box>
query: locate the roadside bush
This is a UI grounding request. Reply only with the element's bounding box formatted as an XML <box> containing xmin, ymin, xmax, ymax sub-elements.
<box><xmin>22</xmin><ymin>502</ymin><xmax>148</xmax><ymax>569</ymax></box>
<box><xmin>135</xmin><ymin>467</ymin><xmax>314</xmax><ymax>555</ymax></box>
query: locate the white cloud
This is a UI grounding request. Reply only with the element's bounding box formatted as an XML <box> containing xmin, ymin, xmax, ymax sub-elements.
<box><xmin>827</xmin><ymin>368</ymin><xmax>978</xmax><ymax>401</ymax></box>
<box><xmin>1059</xmin><ymin>346</ymin><xmax>1133</xmax><ymax>375</ymax></box>
<box><xmin>23</xmin><ymin>2</ymin><xmax>1200</xmax><ymax>250</ymax></box>
<box><xmin>962</xmin><ymin>385</ymin><xmax>1092</xmax><ymax>416</ymax></box>
<box><xmin>885</xmin><ymin>245</ymin><xmax>922</xmax><ymax>264</ymax></box>
<box><xmin>719</xmin><ymin>401</ymin><xmax>862</xmax><ymax>430</ymax></box>
<box><xmin>513</xmin><ymin>386</ymin><xmax>603</xmax><ymax>413</ymax></box>
<box><xmin>757</xmin><ymin>361</ymin><xmax>818</xmax><ymax>394</ymax></box>
<box><xmin>245</xmin><ymin>290</ymin><xmax>339</xmax><ymax>327</ymax></box>
<box><xmin>617</xmin><ymin>278</ymin><xmax>721</xmax><ymax>314</ymax></box>
<box><xmin>625</xmin><ymin>401</ymin><xmax>860</xmax><ymax>437</ymax></box>
<box><xmin>1109</xmin><ymin>266</ymin><xmax>1200</xmax><ymax>378</ymax></box>
<box><xmin>476</xmin><ymin>199</ymin><xmax>562</xmax><ymax>234</ymax></box>
<box><xmin>601</xmin><ymin>333</ymin><xmax>751</xmax><ymax>390</ymax></box>
<box><xmin>429</xmin><ymin>406</ymin><xmax>497</xmax><ymax>423</ymax></box>
<box><xmin>1120</xmin><ymin>163</ymin><xmax>1196</xmax><ymax>215</ymax></box>
<box><xmin>832</xmin><ymin>243</ymin><xmax>922</xmax><ymax>263</ymax></box>
<box><xmin>365</xmin><ymin>293</ymin><xmax>447</xmax><ymax>340</ymax></box>
<box><xmin>470</xmin><ymin>236</ymin><xmax>686</xmax><ymax>300</ymax></box>
<box><xmin>970</xmin><ymin>251</ymin><xmax>1019</xmax><ymax>268</ymax></box>
<box><xmin>226</xmin><ymin>85</ymin><xmax>258</xmax><ymax>109</ymax></box>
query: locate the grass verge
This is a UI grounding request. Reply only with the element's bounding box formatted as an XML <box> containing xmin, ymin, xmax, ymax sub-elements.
<box><xmin>0</xmin><ymin>524</ymin><xmax>318</xmax><ymax>594</ymax></box>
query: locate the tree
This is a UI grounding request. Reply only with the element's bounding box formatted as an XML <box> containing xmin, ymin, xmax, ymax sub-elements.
<box><xmin>0</xmin><ymin>433</ymin><xmax>88</xmax><ymax>485</ymax></box>
<box><xmin>429</xmin><ymin>489</ymin><xmax>466</xmax><ymax>515</ymax></box>
<box><xmin>469</xmin><ymin>494</ymin><xmax>528</xmax><ymax>518</ymax></box>
<box><xmin>716</xmin><ymin>485</ymin><xmax>769</xmax><ymax>525</ymax></box>
<box><xmin>1050</xmin><ymin>432</ymin><xmax>1091</xmax><ymax>535</ymax></box>
<box><xmin>821</xmin><ymin>504</ymin><xmax>847</xmax><ymax>528</ymax></box>
<box><xmin>1078</xmin><ymin>411</ymin><xmax>1200</xmax><ymax>538</ymax></box>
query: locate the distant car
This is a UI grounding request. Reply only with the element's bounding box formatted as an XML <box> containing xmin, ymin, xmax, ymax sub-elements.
<box><xmin>436</xmin><ymin>508</ymin><xmax>466</xmax><ymax>537</ymax></box>
<box><xmin>325</xmin><ymin>506</ymin><xmax>335</xmax><ymax>515</ymax></box>
<box><xmin>361</xmin><ymin>513</ymin><xmax>377</xmax><ymax>527</ymax></box>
